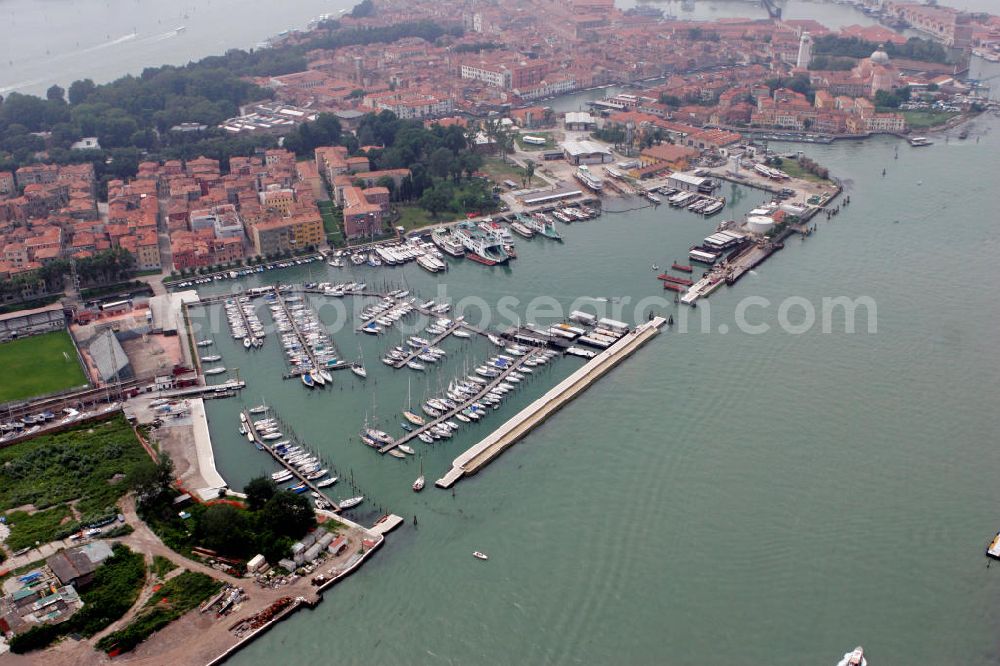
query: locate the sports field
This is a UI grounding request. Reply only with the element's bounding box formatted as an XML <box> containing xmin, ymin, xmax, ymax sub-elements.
<box><xmin>0</xmin><ymin>330</ymin><xmax>88</xmax><ymax>403</ymax></box>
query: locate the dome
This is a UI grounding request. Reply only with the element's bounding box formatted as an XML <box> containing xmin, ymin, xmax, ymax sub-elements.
<box><xmin>870</xmin><ymin>45</ymin><xmax>890</xmax><ymax>65</ymax></box>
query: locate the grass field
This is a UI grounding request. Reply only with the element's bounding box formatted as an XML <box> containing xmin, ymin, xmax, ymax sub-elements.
<box><xmin>3</xmin><ymin>506</ymin><xmax>74</xmax><ymax>551</ymax></box>
<box><xmin>97</xmin><ymin>570</ymin><xmax>221</xmax><ymax>654</ymax></box>
<box><xmin>776</xmin><ymin>159</ymin><xmax>832</xmax><ymax>185</ymax></box>
<box><xmin>0</xmin><ymin>416</ymin><xmax>149</xmax><ymax>518</ymax></box>
<box><xmin>481</xmin><ymin>158</ymin><xmax>527</xmax><ymax>183</ymax></box>
<box><xmin>317</xmin><ymin>200</ymin><xmax>345</xmax><ymax>246</ymax></box>
<box><xmin>902</xmin><ymin>110</ymin><xmax>959</xmax><ymax>129</ymax></box>
<box><xmin>394</xmin><ymin>205</ymin><xmax>442</xmax><ymax>231</ymax></box>
<box><xmin>0</xmin><ymin>330</ymin><xmax>88</xmax><ymax>403</ymax></box>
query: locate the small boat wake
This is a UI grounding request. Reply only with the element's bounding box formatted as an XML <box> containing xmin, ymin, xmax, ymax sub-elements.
<box><xmin>581</xmin><ymin>296</ymin><xmax>608</xmax><ymax>302</ymax></box>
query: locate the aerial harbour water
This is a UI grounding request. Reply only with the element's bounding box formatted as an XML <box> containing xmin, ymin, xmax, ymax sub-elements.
<box><xmin>3</xmin><ymin>0</ymin><xmax>998</xmax><ymax>662</ymax></box>
<box><xmin>180</xmin><ymin>112</ymin><xmax>1000</xmax><ymax>664</ymax></box>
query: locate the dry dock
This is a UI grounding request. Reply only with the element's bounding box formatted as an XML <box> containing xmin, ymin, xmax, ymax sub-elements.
<box><xmin>436</xmin><ymin>316</ymin><xmax>666</xmax><ymax>488</ymax></box>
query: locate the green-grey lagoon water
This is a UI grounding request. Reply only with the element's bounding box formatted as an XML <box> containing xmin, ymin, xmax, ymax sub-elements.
<box><xmin>185</xmin><ymin>117</ymin><xmax>1000</xmax><ymax>665</ymax></box>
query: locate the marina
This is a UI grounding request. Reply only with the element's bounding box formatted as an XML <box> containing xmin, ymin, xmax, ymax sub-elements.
<box><xmin>379</xmin><ymin>346</ymin><xmax>547</xmax><ymax>455</ymax></box>
<box><xmin>175</xmin><ymin>127</ymin><xmax>1000</xmax><ymax>666</ymax></box>
<box><xmin>437</xmin><ymin>317</ymin><xmax>666</xmax><ymax>488</ymax></box>
<box><xmin>241</xmin><ymin>408</ymin><xmax>345</xmax><ymax>511</ymax></box>
<box><xmin>268</xmin><ymin>289</ymin><xmax>343</xmax><ymax>382</ymax></box>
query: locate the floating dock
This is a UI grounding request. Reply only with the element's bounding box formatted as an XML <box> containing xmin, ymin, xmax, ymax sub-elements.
<box><xmin>243</xmin><ymin>409</ymin><xmax>340</xmax><ymax>511</ymax></box>
<box><xmin>436</xmin><ymin>317</ymin><xmax>666</xmax><ymax>488</ymax></box>
<box><xmin>391</xmin><ymin>320</ymin><xmax>465</xmax><ymax>369</ymax></box>
<box><xmin>379</xmin><ymin>349</ymin><xmax>543</xmax><ymax>454</ymax></box>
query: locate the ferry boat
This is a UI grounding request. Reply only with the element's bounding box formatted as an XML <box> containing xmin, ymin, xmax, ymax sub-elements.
<box><xmin>574</xmin><ymin>165</ymin><xmax>603</xmax><ymax>192</ymax></box>
<box><xmin>510</xmin><ymin>221</ymin><xmax>534</xmax><ymax>239</ymax></box>
<box><xmin>689</xmin><ymin>246</ymin><xmax>721</xmax><ymax>264</ymax></box>
<box><xmin>453</xmin><ymin>222</ymin><xmax>509</xmax><ymax>265</ymax></box>
<box><xmin>908</xmin><ymin>136</ymin><xmax>932</xmax><ymax>147</ymax></box>
<box><xmin>432</xmin><ymin>228</ymin><xmax>465</xmax><ymax>257</ymax></box>
<box><xmin>525</xmin><ymin>214</ymin><xmax>563</xmax><ymax>241</ymax></box>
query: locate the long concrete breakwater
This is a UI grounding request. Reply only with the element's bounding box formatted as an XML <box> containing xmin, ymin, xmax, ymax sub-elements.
<box><xmin>436</xmin><ymin>316</ymin><xmax>667</xmax><ymax>488</ymax></box>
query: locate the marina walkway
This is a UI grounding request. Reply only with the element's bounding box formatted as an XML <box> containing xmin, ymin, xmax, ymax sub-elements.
<box><xmin>243</xmin><ymin>409</ymin><xmax>341</xmax><ymax>511</ymax></box>
<box><xmin>436</xmin><ymin>317</ymin><xmax>666</xmax><ymax>488</ymax></box>
<box><xmin>271</xmin><ymin>290</ymin><xmax>343</xmax><ymax>378</ymax></box>
<box><xmin>378</xmin><ymin>348</ymin><xmax>544</xmax><ymax>454</ymax></box>
<box><xmin>390</xmin><ymin>321</ymin><xmax>464</xmax><ymax>369</ymax></box>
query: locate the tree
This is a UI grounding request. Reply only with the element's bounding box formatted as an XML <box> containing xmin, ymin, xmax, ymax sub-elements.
<box><xmin>245</xmin><ymin>476</ymin><xmax>277</xmax><ymax>511</ymax></box>
<box><xmin>659</xmin><ymin>94</ymin><xmax>682</xmax><ymax>107</ymax></box>
<box><xmin>523</xmin><ymin>159</ymin><xmax>535</xmax><ymax>187</ymax></box>
<box><xmin>419</xmin><ymin>186</ymin><xmax>451</xmax><ymax>218</ymax></box>
<box><xmin>128</xmin><ymin>452</ymin><xmax>174</xmax><ymax>506</ymax></box>
<box><xmin>259</xmin><ymin>491</ymin><xmax>314</xmax><ymax>539</ymax></box>
<box><xmin>350</xmin><ymin>0</ymin><xmax>376</xmax><ymax>18</ymax></box>
<box><xmin>46</xmin><ymin>85</ymin><xmax>66</xmax><ymax>103</ymax></box>
<box><xmin>429</xmin><ymin>147</ymin><xmax>454</xmax><ymax>179</ymax></box>
<box><xmin>68</xmin><ymin>78</ymin><xmax>97</xmax><ymax>105</ymax></box>
<box><xmin>460</xmin><ymin>152</ymin><xmax>482</xmax><ymax>180</ymax></box>
<box><xmin>196</xmin><ymin>504</ymin><xmax>248</xmax><ymax>555</ymax></box>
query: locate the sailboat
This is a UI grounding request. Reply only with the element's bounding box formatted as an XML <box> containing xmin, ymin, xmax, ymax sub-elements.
<box><xmin>402</xmin><ymin>378</ymin><xmax>426</xmax><ymax>425</ymax></box>
<box><xmin>413</xmin><ymin>457</ymin><xmax>425</xmax><ymax>492</ymax></box>
<box><xmin>352</xmin><ymin>343</ymin><xmax>367</xmax><ymax>378</ymax></box>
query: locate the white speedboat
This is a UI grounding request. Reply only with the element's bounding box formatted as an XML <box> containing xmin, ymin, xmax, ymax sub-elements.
<box><xmin>473</xmin><ymin>551</ymin><xmax>489</xmax><ymax>560</ymax></box>
<box><xmin>836</xmin><ymin>647</ymin><xmax>867</xmax><ymax>666</ymax></box>
<box><xmin>398</xmin><ymin>444</ymin><xmax>415</xmax><ymax>455</ymax></box>
<box><xmin>204</xmin><ymin>367</ymin><xmax>226</xmax><ymax>375</ymax></box>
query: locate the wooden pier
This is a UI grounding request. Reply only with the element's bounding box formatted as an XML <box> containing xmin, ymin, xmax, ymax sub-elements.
<box><xmin>271</xmin><ymin>290</ymin><xmax>341</xmax><ymax>378</ymax></box>
<box><xmin>243</xmin><ymin>409</ymin><xmax>341</xmax><ymax>512</ymax></box>
<box><xmin>390</xmin><ymin>321</ymin><xmax>466</xmax><ymax>369</ymax></box>
<box><xmin>378</xmin><ymin>348</ymin><xmax>544</xmax><ymax>455</ymax></box>
<box><xmin>436</xmin><ymin>318</ymin><xmax>666</xmax><ymax>488</ymax></box>
<box><xmin>229</xmin><ymin>294</ymin><xmax>263</xmax><ymax>347</ymax></box>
